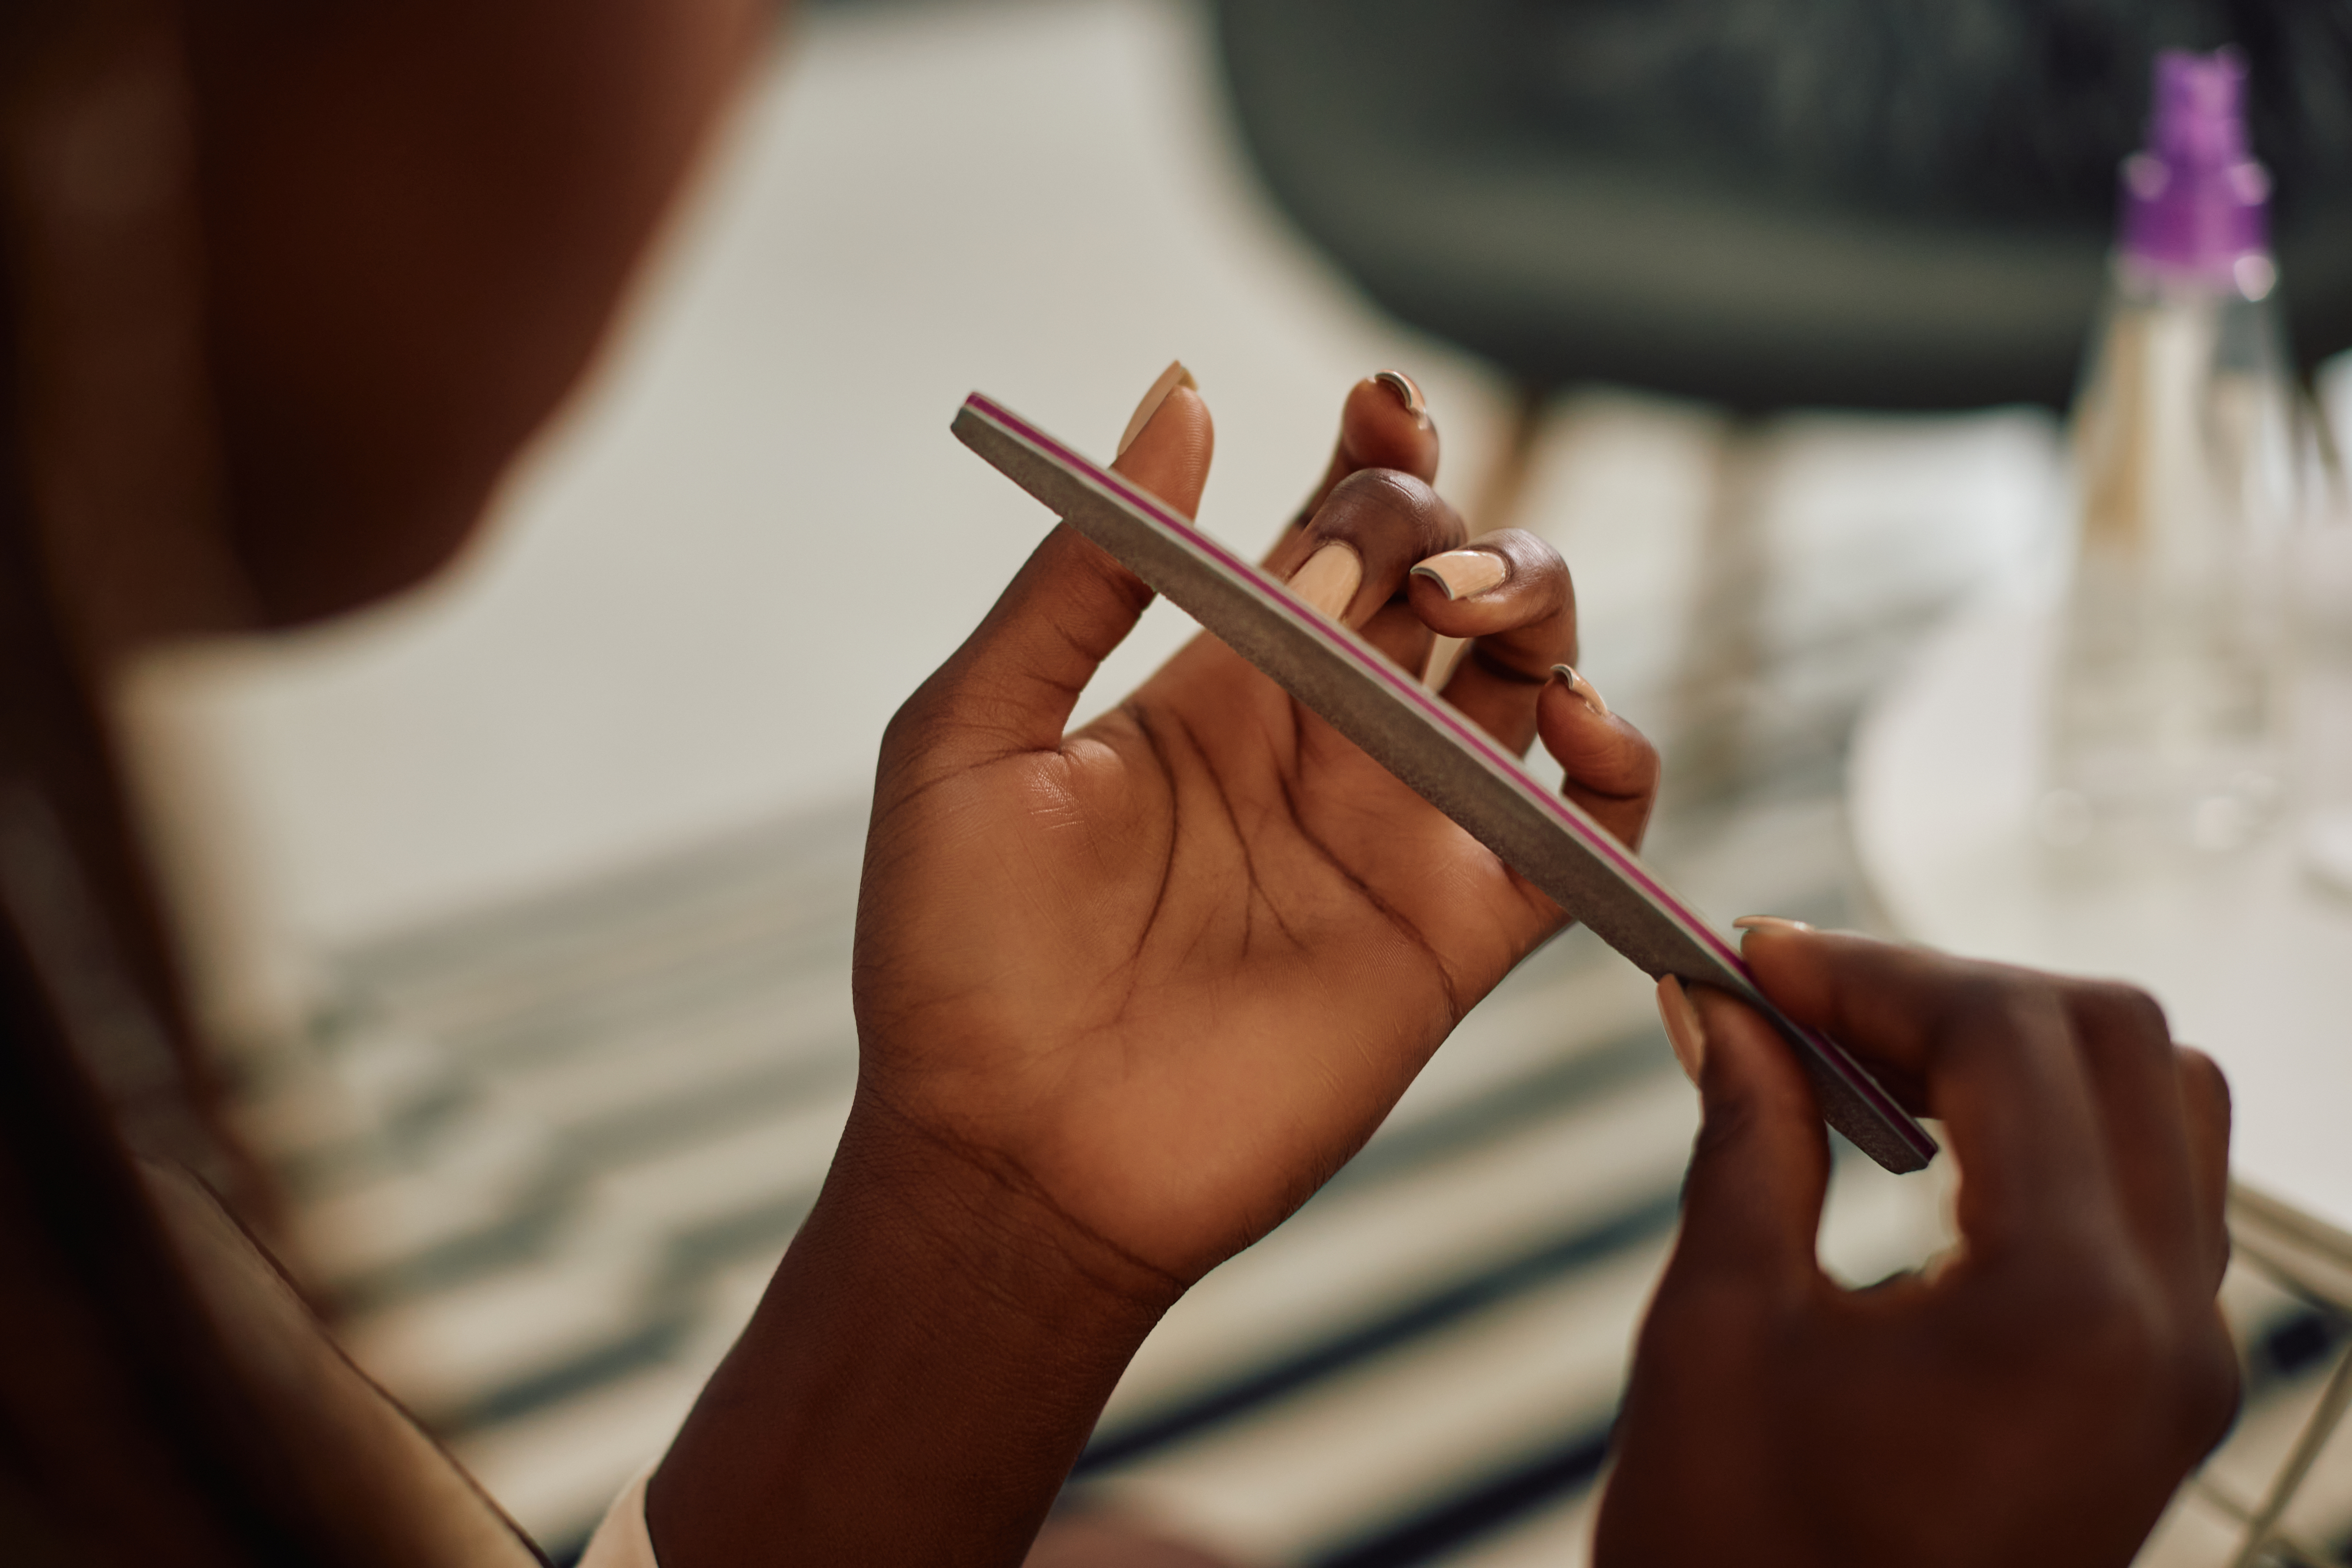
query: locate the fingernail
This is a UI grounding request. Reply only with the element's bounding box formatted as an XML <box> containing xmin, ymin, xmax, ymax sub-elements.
<box><xmin>1412</xmin><ymin>549</ymin><xmax>1507</xmax><ymax>600</ymax></box>
<box><xmin>1373</xmin><ymin>370</ymin><xmax>1430</xmax><ymax>428</ymax></box>
<box><xmin>1118</xmin><ymin>360</ymin><xmax>1197</xmax><ymax>459</ymax></box>
<box><xmin>1656</xmin><ymin>975</ymin><xmax>1707</xmax><ymax>1085</ymax></box>
<box><xmin>1732</xmin><ymin>915</ymin><xmax>1813</xmax><ymax>934</ymax></box>
<box><xmin>1289</xmin><ymin>542</ymin><xmax>1362</xmax><ymax>620</ymax></box>
<box><xmin>1548</xmin><ymin>664</ymin><xmax>1610</xmax><ymax>717</ymax></box>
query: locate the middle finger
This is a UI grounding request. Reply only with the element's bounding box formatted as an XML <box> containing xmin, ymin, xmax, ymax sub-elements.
<box><xmin>1280</xmin><ymin>469</ymin><xmax>1467</xmax><ymax>674</ymax></box>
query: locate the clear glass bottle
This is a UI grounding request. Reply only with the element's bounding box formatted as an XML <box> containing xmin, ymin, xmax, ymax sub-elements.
<box><xmin>2044</xmin><ymin>48</ymin><xmax>2302</xmax><ymax>854</ymax></box>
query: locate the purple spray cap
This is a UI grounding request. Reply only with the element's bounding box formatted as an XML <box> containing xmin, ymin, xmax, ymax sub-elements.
<box><xmin>2120</xmin><ymin>48</ymin><xmax>2273</xmax><ymax>290</ymax></box>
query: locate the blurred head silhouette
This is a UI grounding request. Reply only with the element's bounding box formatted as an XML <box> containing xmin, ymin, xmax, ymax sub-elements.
<box><xmin>0</xmin><ymin>3</ymin><xmax>770</xmax><ymax>1562</ymax></box>
<box><xmin>187</xmin><ymin>0</ymin><xmax>771</xmax><ymax>627</ymax></box>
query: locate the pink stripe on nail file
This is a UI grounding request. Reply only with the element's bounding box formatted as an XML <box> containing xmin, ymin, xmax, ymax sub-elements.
<box><xmin>954</xmin><ymin>392</ymin><xmax>1936</xmax><ymax>1174</ymax></box>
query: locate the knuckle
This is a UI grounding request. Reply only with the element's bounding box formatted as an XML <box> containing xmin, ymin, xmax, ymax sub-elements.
<box><xmin>2113</xmin><ymin>981</ymin><xmax>2173</xmax><ymax>1041</ymax></box>
<box><xmin>2174</xmin><ymin>1320</ymin><xmax>2244</xmax><ymax>1453</ymax></box>
<box><xmin>2179</xmin><ymin>1046</ymin><xmax>2233</xmax><ymax>1119</ymax></box>
<box><xmin>1487</xmin><ymin>530</ymin><xmax>1573</xmax><ymax>615</ymax></box>
<box><xmin>1997</xmin><ymin>1253</ymin><xmax>2153</xmax><ymax>1368</ymax></box>
<box><xmin>1687</xmin><ymin>1087</ymin><xmax>1764</xmax><ymax>1171</ymax></box>
<box><xmin>1935</xmin><ymin>968</ymin><xmax>2055</xmax><ymax>1049</ymax></box>
<box><xmin>879</xmin><ymin>686</ymin><xmax>936</xmax><ymax>760</ymax></box>
<box><xmin>877</xmin><ymin>677</ymin><xmax>985</xmax><ymax>783</ymax></box>
<box><xmin>2013</xmin><ymin>1261</ymin><xmax>2238</xmax><ymax>1450</ymax></box>
<box><xmin>1569</xmin><ymin>732</ymin><xmax>1662</xmax><ymax>813</ymax></box>
<box><xmin>2071</xmin><ymin>980</ymin><xmax>2174</xmax><ymax>1058</ymax></box>
<box><xmin>1320</xmin><ymin>467</ymin><xmax>1442</xmax><ymax>537</ymax></box>
<box><xmin>2066</xmin><ymin>1269</ymin><xmax>2159</xmax><ymax>1356</ymax></box>
<box><xmin>1617</xmin><ymin>717</ymin><xmax>1663</xmax><ymax>776</ymax></box>
<box><xmin>1484</xmin><ymin>527</ymin><xmax>1566</xmax><ymax>573</ymax></box>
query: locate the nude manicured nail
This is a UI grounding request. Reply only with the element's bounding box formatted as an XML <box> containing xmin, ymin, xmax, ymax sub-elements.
<box><xmin>1373</xmin><ymin>369</ymin><xmax>1429</xmax><ymax>427</ymax></box>
<box><xmin>1656</xmin><ymin>975</ymin><xmax>1707</xmax><ymax>1085</ymax></box>
<box><xmin>1412</xmin><ymin>549</ymin><xmax>1507</xmax><ymax>600</ymax></box>
<box><xmin>1549</xmin><ymin>664</ymin><xmax>1610</xmax><ymax>717</ymax></box>
<box><xmin>1117</xmin><ymin>360</ymin><xmax>1197</xmax><ymax>458</ymax></box>
<box><xmin>1732</xmin><ymin>915</ymin><xmax>1813</xmax><ymax>934</ymax></box>
<box><xmin>1289</xmin><ymin>542</ymin><xmax>1362</xmax><ymax>620</ymax></box>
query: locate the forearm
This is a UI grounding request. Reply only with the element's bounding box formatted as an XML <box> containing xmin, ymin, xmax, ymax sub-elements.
<box><xmin>647</xmin><ymin>1091</ymin><xmax>1176</xmax><ymax>1568</ymax></box>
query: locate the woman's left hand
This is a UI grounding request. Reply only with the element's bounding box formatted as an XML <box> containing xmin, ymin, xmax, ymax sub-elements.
<box><xmin>851</xmin><ymin>368</ymin><xmax>1657</xmax><ymax>1293</ymax></box>
<box><xmin>653</xmin><ymin>369</ymin><xmax>1658</xmax><ymax>1568</ymax></box>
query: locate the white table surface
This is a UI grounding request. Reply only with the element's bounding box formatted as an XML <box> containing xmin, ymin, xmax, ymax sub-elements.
<box><xmin>1851</xmin><ymin>589</ymin><xmax>2352</xmax><ymax>1239</ymax></box>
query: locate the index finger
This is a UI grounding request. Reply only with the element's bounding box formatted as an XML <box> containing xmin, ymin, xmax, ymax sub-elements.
<box><xmin>1740</xmin><ymin>925</ymin><xmax>2117</xmax><ymax>1258</ymax></box>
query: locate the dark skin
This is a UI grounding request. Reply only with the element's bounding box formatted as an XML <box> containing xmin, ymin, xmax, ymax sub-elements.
<box><xmin>120</xmin><ymin>0</ymin><xmax>2237</xmax><ymax>1563</ymax></box>
<box><xmin>186</xmin><ymin>0</ymin><xmax>769</xmax><ymax>626</ymax></box>
<box><xmin>652</xmin><ymin>375</ymin><xmax>1657</xmax><ymax>1565</ymax></box>
<box><xmin>1601</xmin><ymin>924</ymin><xmax>2238</xmax><ymax>1568</ymax></box>
<box><xmin>160</xmin><ymin>3</ymin><xmax>1665</xmax><ymax>1557</ymax></box>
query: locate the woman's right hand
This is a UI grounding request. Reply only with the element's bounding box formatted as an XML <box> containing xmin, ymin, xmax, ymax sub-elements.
<box><xmin>1597</xmin><ymin>925</ymin><xmax>2239</xmax><ymax>1568</ymax></box>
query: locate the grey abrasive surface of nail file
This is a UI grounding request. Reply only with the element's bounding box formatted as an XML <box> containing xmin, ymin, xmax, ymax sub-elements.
<box><xmin>953</xmin><ymin>392</ymin><xmax>1938</xmax><ymax>1175</ymax></box>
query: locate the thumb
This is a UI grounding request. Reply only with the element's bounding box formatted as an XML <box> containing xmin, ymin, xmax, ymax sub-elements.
<box><xmin>1658</xmin><ymin>978</ymin><xmax>1831</xmax><ymax>1285</ymax></box>
<box><xmin>919</xmin><ymin>364</ymin><xmax>1215</xmax><ymax>758</ymax></box>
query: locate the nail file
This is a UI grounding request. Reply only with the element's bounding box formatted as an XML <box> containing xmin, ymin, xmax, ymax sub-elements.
<box><xmin>953</xmin><ymin>392</ymin><xmax>1937</xmax><ymax>1175</ymax></box>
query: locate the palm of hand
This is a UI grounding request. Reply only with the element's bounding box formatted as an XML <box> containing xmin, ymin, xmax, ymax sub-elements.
<box><xmin>854</xmin><ymin>629</ymin><xmax>1559</xmax><ymax>1286</ymax></box>
<box><xmin>846</xmin><ymin>378</ymin><xmax>1652</xmax><ymax>1292</ymax></box>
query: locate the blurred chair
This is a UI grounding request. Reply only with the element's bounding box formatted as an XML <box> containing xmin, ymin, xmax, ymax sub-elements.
<box><xmin>1211</xmin><ymin>0</ymin><xmax>2352</xmax><ymax>410</ymax></box>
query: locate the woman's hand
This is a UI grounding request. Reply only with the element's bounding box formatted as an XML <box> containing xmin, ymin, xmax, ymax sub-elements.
<box><xmin>653</xmin><ymin>368</ymin><xmax>1657</xmax><ymax>1568</ymax></box>
<box><xmin>1598</xmin><ymin>925</ymin><xmax>2239</xmax><ymax>1568</ymax></box>
<box><xmin>851</xmin><ymin>368</ymin><xmax>1657</xmax><ymax>1293</ymax></box>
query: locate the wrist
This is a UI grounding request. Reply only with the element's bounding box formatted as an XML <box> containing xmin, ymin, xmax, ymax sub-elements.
<box><xmin>830</xmin><ymin>1083</ymin><xmax>1188</xmax><ymax>1329</ymax></box>
<box><xmin>648</xmin><ymin>1086</ymin><xmax>1176</xmax><ymax>1568</ymax></box>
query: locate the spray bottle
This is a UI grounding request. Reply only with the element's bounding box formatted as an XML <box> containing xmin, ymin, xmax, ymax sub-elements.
<box><xmin>2044</xmin><ymin>48</ymin><xmax>2301</xmax><ymax>853</ymax></box>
